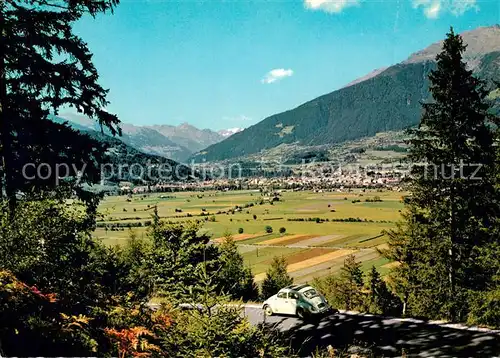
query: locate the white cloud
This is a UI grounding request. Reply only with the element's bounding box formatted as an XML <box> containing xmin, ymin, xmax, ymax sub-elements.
<box><xmin>261</xmin><ymin>68</ymin><xmax>294</xmax><ymax>84</ymax></box>
<box><xmin>412</xmin><ymin>0</ymin><xmax>478</xmax><ymax>19</ymax></box>
<box><xmin>449</xmin><ymin>0</ymin><xmax>478</xmax><ymax>15</ymax></box>
<box><xmin>304</xmin><ymin>0</ymin><xmax>360</xmax><ymax>14</ymax></box>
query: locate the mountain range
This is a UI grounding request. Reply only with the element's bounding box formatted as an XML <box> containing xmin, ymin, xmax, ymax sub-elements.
<box><xmin>191</xmin><ymin>25</ymin><xmax>500</xmax><ymax>163</ymax></box>
<box><xmin>50</xmin><ymin>116</ymin><xmax>195</xmax><ymax>183</ymax></box>
<box><xmin>57</xmin><ymin>113</ymin><xmax>242</xmax><ymax>162</ymax></box>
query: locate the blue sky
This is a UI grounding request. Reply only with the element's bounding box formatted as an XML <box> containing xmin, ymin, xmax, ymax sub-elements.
<box><xmin>73</xmin><ymin>0</ymin><xmax>500</xmax><ymax>131</ymax></box>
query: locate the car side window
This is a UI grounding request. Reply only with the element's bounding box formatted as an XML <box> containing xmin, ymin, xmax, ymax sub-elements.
<box><xmin>288</xmin><ymin>292</ymin><xmax>299</xmax><ymax>300</ymax></box>
<box><xmin>277</xmin><ymin>292</ymin><xmax>287</xmax><ymax>299</ymax></box>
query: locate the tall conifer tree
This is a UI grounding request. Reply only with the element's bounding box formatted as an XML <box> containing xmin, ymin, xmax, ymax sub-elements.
<box><xmin>0</xmin><ymin>0</ymin><xmax>121</xmax><ymax>211</ymax></box>
<box><xmin>384</xmin><ymin>28</ymin><xmax>499</xmax><ymax>322</ymax></box>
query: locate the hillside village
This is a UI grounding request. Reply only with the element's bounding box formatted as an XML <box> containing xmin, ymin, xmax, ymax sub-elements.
<box><xmin>120</xmin><ymin>169</ymin><xmax>404</xmax><ymax>195</ymax></box>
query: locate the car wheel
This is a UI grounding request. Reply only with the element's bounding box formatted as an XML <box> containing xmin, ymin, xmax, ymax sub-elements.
<box><xmin>263</xmin><ymin>305</ymin><xmax>273</xmax><ymax>316</ymax></box>
<box><xmin>296</xmin><ymin>307</ymin><xmax>305</xmax><ymax>319</ymax></box>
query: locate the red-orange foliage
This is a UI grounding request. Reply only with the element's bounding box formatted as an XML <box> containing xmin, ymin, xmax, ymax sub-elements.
<box><xmin>152</xmin><ymin>312</ymin><xmax>173</xmax><ymax>329</ymax></box>
<box><xmin>105</xmin><ymin>326</ymin><xmax>160</xmax><ymax>358</ymax></box>
<box><xmin>0</xmin><ymin>270</ymin><xmax>58</xmax><ymax>303</ymax></box>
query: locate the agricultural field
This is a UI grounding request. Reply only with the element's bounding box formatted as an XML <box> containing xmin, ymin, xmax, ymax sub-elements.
<box><xmin>94</xmin><ymin>189</ymin><xmax>405</xmax><ymax>283</ymax></box>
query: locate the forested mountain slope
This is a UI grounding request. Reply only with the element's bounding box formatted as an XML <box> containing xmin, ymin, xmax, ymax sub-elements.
<box><xmin>192</xmin><ymin>25</ymin><xmax>500</xmax><ymax>162</ymax></box>
<box><xmin>51</xmin><ymin>116</ymin><xmax>194</xmax><ymax>182</ymax></box>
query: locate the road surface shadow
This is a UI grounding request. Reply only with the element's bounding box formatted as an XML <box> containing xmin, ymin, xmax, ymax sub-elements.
<box><xmin>259</xmin><ymin>313</ymin><xmax>500</xmax><ymax>357</ymax></box>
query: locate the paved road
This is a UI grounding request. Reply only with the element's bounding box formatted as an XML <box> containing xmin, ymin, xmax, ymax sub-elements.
<box><xmin>241</xmin><ymin>305</ymin><xmax>500</xmax><ymax>357</ymax></box>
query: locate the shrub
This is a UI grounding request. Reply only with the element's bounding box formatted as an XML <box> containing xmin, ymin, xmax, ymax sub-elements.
<box><xmin>468</xmin><ymin>288</ymin><xmax>500</xmax><ymax>327</ymax></box>
<box><xmin>261</xmin><ymin>256</ymin><xmax>293</xmax><ymax>299</ymax></box>
<box><xmin>365</xmin><ymin>196</ymin><xmax>383</xmax><ymax>203</ymax></box>
<box><xmin>265</xmin><ymin>225</ymin><xmax>273</xmax><ymax>234</ymax></box>
<box><xmin>279</xmin><ymin>227</ymin><xmax>286</xmax><ymax>234</ymax></box>
<box><xmin>238</xmin><ymin>228</ymin><xmax>244</xmax><ymax>234</ymax></box>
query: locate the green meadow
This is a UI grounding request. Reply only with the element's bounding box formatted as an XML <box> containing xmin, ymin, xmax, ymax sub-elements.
<box><xmin>94</xmin><ymin>189</ymin><xmax>405</xmax><ymax>281</ymax></box>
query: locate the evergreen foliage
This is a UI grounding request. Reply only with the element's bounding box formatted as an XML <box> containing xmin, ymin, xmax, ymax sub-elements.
<box><xmin>217</xmin><ymin>234</ymin><xmax>259</xmax><ymax>301</ymax></box>
<box><xmin>0</xmin><ymin>1</ymin><xmax>297</xmax><ymax>355</ymax></box>
<box><xmin>365</xmin><ymin>266</ymin><xmax>401</xmax><ymax>316</ymax></box>
<box><xmin>0</xmin><ymin>200</ymin><xmax>127</xmax><ymax>312</ymax></box>
<box><xmin>0</xmin><ymin>199</ymin><xmax>292</xmax><ymax>356</ymax></box>
<box><xmin>315</xmin><ymin>257</ymin><xmax>401</xmax><ymax>315</ymax></box>
<box><xmin>157</xmin><ymin>267</ymin><xmax>293</xmax><ymax>358</ymax></box>
<box><xmin>261</xmin><ymin>256</ymin><xmax>293</xmax><ymax>299</ymax></box>
<box><xmin>335</xmin><ymin>254</ymin><xmax>365</xmax><ymax>311</ymax></box>
<box><xmin>0</xmin><ymin>0</ymin><xmax>121</xmax><ymax>211</ymax></box>
<box><xmin>118</xmin><ymin>230</ymin><xmax>154</xmax><ymax>300</ymax></box>
<box><xmin>383</xmin><ymin>28</ymin><xmax>500</xmax><ymax>324</ymax></box>
<box><xmin>146</xmin><ymin>209</ymin><xmax>221</xmax><ymax>299</ymax></box>
<box><xmin>314</xmin><ymin>254</ymin><xmax>365</xmax><ymax>312</ymax></box>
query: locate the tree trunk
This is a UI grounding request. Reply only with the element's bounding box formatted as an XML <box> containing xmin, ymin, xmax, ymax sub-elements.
<box><xmin>0</xmin><ymin>2</ymin><xmax>8</xmax><ymax>208</ymax></box>
<box><xmin>448</xmin><ymin>175</ymin><xmax>457</xmax><ymax>321</ymax></box>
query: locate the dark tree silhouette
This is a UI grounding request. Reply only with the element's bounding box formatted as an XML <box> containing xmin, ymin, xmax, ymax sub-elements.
<box><xmin>384</xmin><ymin>28</ymin><xmax>500</xmax><ymax>323</ymax></box>
<box><xmin>0</xmin><ymin>0</ymin><xmax>121</xmax><ymax>211</ymax></box>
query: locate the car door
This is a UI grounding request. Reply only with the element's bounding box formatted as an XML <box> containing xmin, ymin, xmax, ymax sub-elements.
<box><xmin>287</xmin><ymin>291</ymin><xmax>299</xmax><ymax>315</ymax></box>
<box><xmin>276</xmin><ymin>291</ymin><xmax>297</xmax><ymax>314</ymax></box>
<box><xmin>274</xmin><ymin>291</ymin><xmax>289</xmax><ymax>314</ymax></box>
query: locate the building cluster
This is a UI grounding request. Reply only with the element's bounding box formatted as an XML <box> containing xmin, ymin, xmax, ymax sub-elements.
<box><xmin>117</xmin><ymin>166</ymin><xmax>406</xmax><ymax>194</ymax></box>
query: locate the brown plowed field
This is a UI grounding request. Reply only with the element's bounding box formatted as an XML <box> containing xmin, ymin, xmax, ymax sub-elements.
<box><xmin>257</xmin><ymin>234</ymin><xmax>317</xmax><ymax>246</ymax></box>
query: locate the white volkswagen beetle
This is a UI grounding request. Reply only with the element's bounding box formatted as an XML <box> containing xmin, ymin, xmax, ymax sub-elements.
<box><xmin>262</xmin><ymin>284</ymin><xmax>336</xmax><ymax>319</ymax></box>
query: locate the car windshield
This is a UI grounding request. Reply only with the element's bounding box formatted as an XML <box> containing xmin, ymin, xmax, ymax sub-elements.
<box><xmin>302</xmin><ymin>289</ymin><xmax>318</xmax><ymax>298</ymax></box>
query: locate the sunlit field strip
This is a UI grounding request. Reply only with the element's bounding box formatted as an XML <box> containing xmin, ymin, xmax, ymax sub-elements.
<box><xmin>256</xmin><ymin>234</ymin><xmax>317</xmax><ymax>246</ymax></box>
<box><xmin>254</xmin><ymin>248</ymin><xmax>357</xmax><ymax>282</ymax></box>
<box><xmin>287</xmin><ymin>249</ymin><xmax>357</xmax><ymax>272</ymax></box>
<box><xmin>211</xmin><ymin>233</ymin><xmax>263</xmax><ymax>243</ymax></box>
<box><xmin>292</xmin><ymin>249</ymin><xmax>382</xmax><ymax>283</ymax></box>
